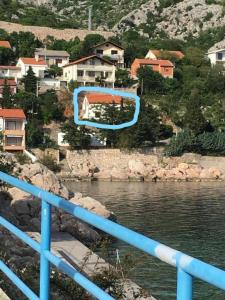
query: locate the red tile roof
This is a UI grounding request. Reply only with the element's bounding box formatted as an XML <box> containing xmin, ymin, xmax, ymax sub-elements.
<box><xmin>20</xmin><ymin>57</ymin><xmax>47</xmax><ymax>65</ymax></box>
<box><xmin>63</xmin><ymin>55</ymin><xmax>114</xmax><ymax>67</ymax></box>
<box><xmin>0</xmin><ymin>65</ymin><xmax>21</xmax><ymax>70</ymax></box>
<box><xmin>0</xmin><ymin>41</ymin><xmax>11</xmax><ymax>49</ymax></box>
<box><xmin>149</xmin><ymin>50</ymin><xmax>184</xmax><ymax>59</ymax></box>
<box><xmin>0</xmin><ymin>79</ymin><xmax>17</xmax><ymax>86</ymax></box>
<box><xmin>0</xmin><ymin>109</ymin><xmax>26</xmax><ymax>119</ymax></box>
<box><xmin>135</xmin><ymin>58</ymin><xmax>174</xmax><ymax>67</ymax></box>
<box><xmin>85</xmin><ymin>93</ymin><xmax>122</xmax><ymax>104</ymax></box>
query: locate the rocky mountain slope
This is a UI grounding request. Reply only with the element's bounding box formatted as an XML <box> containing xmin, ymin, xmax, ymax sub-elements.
<box><xmin>1</xmin><ymin>0</ymin><xmax>225</xmax><ymax>40</ymax></box>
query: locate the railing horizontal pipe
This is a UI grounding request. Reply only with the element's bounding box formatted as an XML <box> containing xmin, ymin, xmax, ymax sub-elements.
<box><xmin>0</xmin><ymin>216</ymin><xmax>41</xmax><ymax>253</ymax></box>
<box><xmin>0</xmin><ymin>260</ymin><xmax>39</xmax><ymax>300</ymax></box>
<box><xmin>44</xmin><ymin>250</ymin><xmax>114</xmax><ymax>300</ymax></box>
<box><xmin>1</xmin><ymin>171</ymin><xmax>225</xmax><ymax>294</ymax></box>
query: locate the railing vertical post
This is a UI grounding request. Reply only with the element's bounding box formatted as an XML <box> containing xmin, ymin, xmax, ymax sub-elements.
<box><xmin>40</xmin><ymin>199</ymin><xmax>51</xmax><ymax>300</ymax></box>
<box><xmin>177</xmin><ymin>268</ymin><xmax>193</xmax><ymax>300</ymax></box>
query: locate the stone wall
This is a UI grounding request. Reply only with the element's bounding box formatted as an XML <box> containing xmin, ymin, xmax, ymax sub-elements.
<box><xmin>65</xmin><ymin>149</ymin><xmax>225</xmax><ymax>181</ymax></box>
<box><xmin>0</xmin><ymin>21</ymin><xmax>114</xmax><ymax>42</ymax></box>
<box><xmin>32</xmin><ymin>148</ymin><xmax>60</xmax><ymax>163</ymax></box>
<box><xmin>66</xmin><ymin>149</ymin><xmax>160</xmax><ymax>170</ymax></box>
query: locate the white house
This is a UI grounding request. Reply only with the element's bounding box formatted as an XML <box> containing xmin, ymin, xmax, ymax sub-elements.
<box><xmin>0</xmin><ymin>66</ymin><xmax>21</xmax><ymax>82</ymax></box>
<box><xmin>80</xmin><ymin>93</ymin><xmax>122</xmax><ymax>119</ymax></box>
<box><xmin>35</xmin><ymin>48</ymin><xmax>70</xmax><ymax>67</ymax></box>
<box><xmin>62</xmin><ymin>55</ymin><xmax>116</xmax><ymax>88</ymax></box>
<box><xmin>91</xmin><ymin>41</ymin><xmax>124</xmax><ymax>68</ymax></box>
<box><xmin>16</xmin><ymin>57</ymin><xmax>48</xmax><ymax>79</ymax></box>
<box><xmin>0</xmin><ymin>109</ymin><xmax>26</xmax><ymax>151</ymax></box>
<box><xmin>207</xmin><ymin>48</ymin><xmax>225</xmax><ymax>65</ymax></box>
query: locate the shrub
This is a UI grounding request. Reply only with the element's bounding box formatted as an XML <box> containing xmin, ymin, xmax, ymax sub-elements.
<box><xmin>15</xmin><ymin>153</ymin><xmax>30</xmax><ymax>165</ymax></box>
<box><xmin>164</xmin><ymin>129</ymin><xmax>197</xmax><ymax>156</ymax></box>
<box><xmin>197</xmin><ymin>132</ymin><xmax>225</xmax><ymax>155</ymax></box>
<box><xmin>40</xmin><ymin>155</ymin><xmax>61</xmax><ymax>173</ymax></box>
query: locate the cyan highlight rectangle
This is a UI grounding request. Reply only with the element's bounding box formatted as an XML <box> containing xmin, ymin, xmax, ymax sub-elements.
<box><xmin>73</xmin><ymin>86</ymin><xmax>140</xmax><ymax>130</ymax></box>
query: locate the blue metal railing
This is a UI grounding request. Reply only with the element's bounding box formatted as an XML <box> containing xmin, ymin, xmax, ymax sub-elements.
<box><xmin>0</xmin><ymin>171</ymin><xmax>225</xmax><ymax>300</ymax></box>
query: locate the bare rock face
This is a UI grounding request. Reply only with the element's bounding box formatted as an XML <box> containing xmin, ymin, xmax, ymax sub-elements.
<box><xmin>69</xmin><ymin>195</ymin><xmax>115</xmax><ymax>220</ymax></box>
<box><xmin>111</xmin><ymin>167</ymin><xmax>129</xmax><ymax>181</ymax></box>
<box><xmin>128</xmin><ymin>159</ymin><xmax>148</xmax><ymax>177</ymax></box>
<box><xmin>93</xmin><ymin>169</ymin><xmax>112</xmax><ymax>181</ymax></box>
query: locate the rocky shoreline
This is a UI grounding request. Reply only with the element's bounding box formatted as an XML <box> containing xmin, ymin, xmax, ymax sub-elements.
<box><xmin>61</xmin><ymin>152</ymin><xmax>225</xmax><ymax>182</ymax></box>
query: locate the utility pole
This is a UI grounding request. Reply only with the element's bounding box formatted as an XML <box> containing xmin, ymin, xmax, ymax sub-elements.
<box><xmin>88</xmin><ymin>6</ymin><xmax>92</xmax><ymax>31</ymax></box>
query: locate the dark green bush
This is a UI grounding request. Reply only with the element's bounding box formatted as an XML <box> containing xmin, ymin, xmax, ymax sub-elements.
<box><xmin>197</xmin><ymin>132</ymin><xmax>225</xmax><ymax>155</ymax></box>
<box><xmin>40</xmin><ymin>155</ymin><xmax>61</xmax><ymax>173</ymax></box>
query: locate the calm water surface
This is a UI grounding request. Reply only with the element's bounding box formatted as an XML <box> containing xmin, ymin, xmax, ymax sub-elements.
<box><xmin>65</xmin><ymin>181</ymin><xmax>225</xmax><ymax>300</ymax></box>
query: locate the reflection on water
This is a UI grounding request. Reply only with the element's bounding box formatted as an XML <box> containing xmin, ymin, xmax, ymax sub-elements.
<box><xmin>65</xmin><ymin>181</ymin><xmax>225</xmax><ymax>299</ymax></box>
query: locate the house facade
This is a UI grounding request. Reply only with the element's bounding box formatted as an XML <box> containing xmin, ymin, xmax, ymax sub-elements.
<box><xmin>91</xmin><ymin>41</ymin><xmax>124</xmax><ymax>68</ymax></box>
<box><xmin>131</xmin><ymin>58</ymin><xmax>174</xmax><ymax>78</ymax></box>
<box><xmin>145</xmin><ymin>49</ymin><xmax>184</xmax><ymax>60</ymax></box>
<box><xmin>35</xmin><ymin>48</ymin><xmax>70</xmax><ymax>67</ymax></box>
<box><xmin>62</xmin><ymin>55</ymin><xmax>116</xmax><ymax>88</ymax></box>
<box><xmin>0</xmin><ymin>66</ymin><xmax>21</xmax><ymax>82</ymax></box>
<box><xmin>0</xmin><ymin>79</ymin><xmax>17</xmax><ymax>98</ymax></box>
<box><xmin>16</xmin><ymin>57</ymin><xmax>48</xmax><ymax>79</ymax></box>
<box><xmin>0</xmin><ymin>109</ymin><xmax>26</xmax><ymax>151</ymax></box>
<box><xmin>207</xmin><ymin>48</ymin><xmax>225</xmax><ymax>65</ymax></box>
<box><xmin>81</xmin><ymin>93</ymin><xmax>122</xmax><ymax>119</ymax></box>
<box><xmin>0</xmin><ymin>41</ymin><xmax>11</xmax><ymax>49</ymax></box>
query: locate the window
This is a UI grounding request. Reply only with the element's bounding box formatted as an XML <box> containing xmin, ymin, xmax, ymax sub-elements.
<box><xmin>6</xmin><ymin>120</ymin><xmax>22</xmax><ymax>130</ymax></box>
<box><xmin>56</xmin><ymin>58</ymin><xmax>62</xmax><ymax>64</ymax></box>
<box><xmin>78</xmin><ymin>70</ymin><xmax>84</xmax><ymax>77</ymax></box>
<box><xmin>90</xmin><ymin>59</ymin><xmax>96</xmax><ymax>65</ymax></box>
<box><xmin>6</xmin><ymin>137</ymin><xmax>23</xmax><ymax>146</ymax></box>
<box><xmin>105</xmin><ymin>72</ymin><xmax>109</xmax><ymax>78</ymax></box>
<box><xmin>111</xmin><ymin>50</ymin><xmax>118</xmax><ymax>55</ymax></box>
<box><xmin>217</xmin><ymin>52</ymin><xmax>223</xmax><ymax>60</ymax></box>
<box><xmin>65</xmin><ymin>72</ymin><xmax>67</xmax><ymax>77</ymax></box>
<box><xmin>96</xmin><ymin>49</ymin><xmax>103</xmax><ymax>54</ymax></box>
<box><xmin>88</xmin><ymin>71</ymin><xmax>95</xmax><ymax>77</ymax></box>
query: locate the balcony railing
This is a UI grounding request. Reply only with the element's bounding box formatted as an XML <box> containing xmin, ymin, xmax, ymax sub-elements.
<box><xmin>0</xmin><ymin>171</ymin><xmax>225</xmax><ymax>300</ymax></box>
<box><xmin>4</xmin><ymin>130</ymin><xmax>25</xmax><ymax>136</ymax></box>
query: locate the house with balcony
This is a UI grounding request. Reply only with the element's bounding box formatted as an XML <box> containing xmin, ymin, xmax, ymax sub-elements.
<box><xmin>35</xmin><ymin>48</ymin><xmax>70</xmax><ymax>67</ymax></box>
<box><xmin>0</xmin><ymin>41</ymin><xmax>11</xmax><ymax>49</ymax></box>
<box><xmin>62</xmin><ymin>55</ymin><xmax>116</xmax><ymax>88</ymax></box>
<box><xmin>16</xmin><ymin>57</ymin><xmax>48</xmax><ymax>79</ymax></box>
<box><xmin>131</xmin><ymin>58</ymin><xmax>174</xmax><ymax>79</ymax></box>
<box><xmin>91</xmin><ymin>41</ymin><xmax>124</xmax><ymax>68</ymax></box>
<box><xmin>0</xmin><ymin>109</ymin><xmax>26</xmax><ymax>151</ymax></box>
<box><xmin>0</xmin><ymin>79</ymin><xmax>17</xmax><ymax>98</ymax></box>
<box><xmin>207</xmin><ymin>48</ymin><xmax>225</xmax><ymax>65</ymax></box>
<box><xmin>80</xmin><ymin>93</ymin><xmax>122</xmax><ymax>119</ymax></box>
<box><xmin>0</xmin><ymin>66</ymin><xmax>21</xmax><ymax>83</ymax></box>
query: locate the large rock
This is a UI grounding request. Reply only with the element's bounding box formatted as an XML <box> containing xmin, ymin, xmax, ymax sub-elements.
<box><xmin>69</xmin><ymin>195</ymin><xmax>114</xmax><ymax>219</ymax></box>
<box><xmin>93</xmin><ymin>169</ymin><xmax>111</xmax><ymax>181</ymax></box>
<box><xmin>111</xmin><ymin>167</ymin><xmax>129</xmax><ymax>181</ymax></box>
<box><xmin>128</xmin><ymin>159</ymin><xmax>148</xmax><ymax>176</ymax></box>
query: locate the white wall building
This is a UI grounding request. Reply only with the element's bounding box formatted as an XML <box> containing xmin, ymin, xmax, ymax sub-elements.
<box><xmin>81</xmin><ymin>93</ymin><xmax>122</xmax><ymax>120</ymax></box>
<box><xmin>207</xmin><ymin>48</ymin><xmax>225</xmax><ymax>65</ymax></box>
<box><xmin>62</xmin><ymin>55</ymin><xmax>116</xmax><ymax>88</ymax></box>
<box><xmin>91</xmin><ymin>41</ymin><xmax>124</xmax><ymax>68</ymax></box>
<box><xmin>35</xmin><ymin>48</ymin><xmax>70</xmax><ymax>67</ymax></box>
<box><xmin>0</xmin><ymin>66</ymin><xmax>21</xmax><ymax>82</ymax></box>
<box><xmin>16</xmin><ymin>57</ymin><xmax>48</xmax><ymax>79</ymax></box>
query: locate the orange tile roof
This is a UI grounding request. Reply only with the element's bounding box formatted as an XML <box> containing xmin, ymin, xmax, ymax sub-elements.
<box><xmin>85</xmin><ymin>93</ymin><xmax>122</xmax><ymax>104</ymax></box>
<box><xmin>20</xmin><ymin>57</ymin><xmax>47</xmax><ymax>65</ymax></box>
<box><xmin>0</xmin><ymin>41</ymin><xmax>11</xmax><ymax>49</ymax></box>
<box><xmin>0</xmin><ymin>79</ymin><xmax>16</xmax><ymax>86</ymax></box>
<box><xmin>63</xmin><ymin>55</ymin><xmax>114</xmax><ymax>67</ymax></box>
<box><xmin>135</xmin><ymin>58</ymin><xmax>174</xmax><ymax>67</ymax></box>
<box><xmin>0</xmin><ymin>65</ymin><xmax>21</xmax><ymax>70</ymax></box>
<box><xmin>0</xmin><ymin>109</ymin><xmax>26</xmax><ymax>119</ymax></box>
<box><xmin>150</xmin><ymin>50</ymin><xmax>184</xmax><ymax>59</ymax></box>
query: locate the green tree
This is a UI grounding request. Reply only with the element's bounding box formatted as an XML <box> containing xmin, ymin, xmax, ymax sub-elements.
<box><xmin>46</xmin><ymin>65</ymin><xmax>63</xmax><ymax>78</ymax></box>
<box><xmin>81</xmin><ymin>34</ymin><xmax>105</xmax><ymax>56</ymax></box>
<box><xmin>205</xmin><ymin>65</ymin><xmax>225</xmax><ymax>93</ymax></box>
<box><xmin>137</xmin><ymin>66</ymin><xmax>165</xmax><ymax>95</ymax></box>
<box><xmin>22</xmin><ymin>66</ymin><xmax>37</xmax><ymax>94</ymax></box>
<box><xmin>0</xmin><ymin>47</ymin><xmax>14</xmax><ymax>65</ymax></box>
<box><xmin>61</xmin><ymin>118</ymin><xmax>91</xmax><ymax>149</ymax></box>
<box><xmin>1</xmin><ymin>81</ymin><xmax>13</xmax><ymax>108</ymax></box>
<box><xmin>14</xmin><ymin>91</ymin><xmax>39</xmax><ymax>118</ymax></box>
<box><xmin>26</xmin><ymin>119</ymin><xmax>44</xmax><ymax>148</ymax></box>
<box><xmin>115</xmin><ymin>69</ymin><xmax>136</xmax><ymax>88</ymax></box>
<box><xmin>183</xmin><ymin>90</ymin><xmax>208</xmax><ymax>135</ymax></box>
